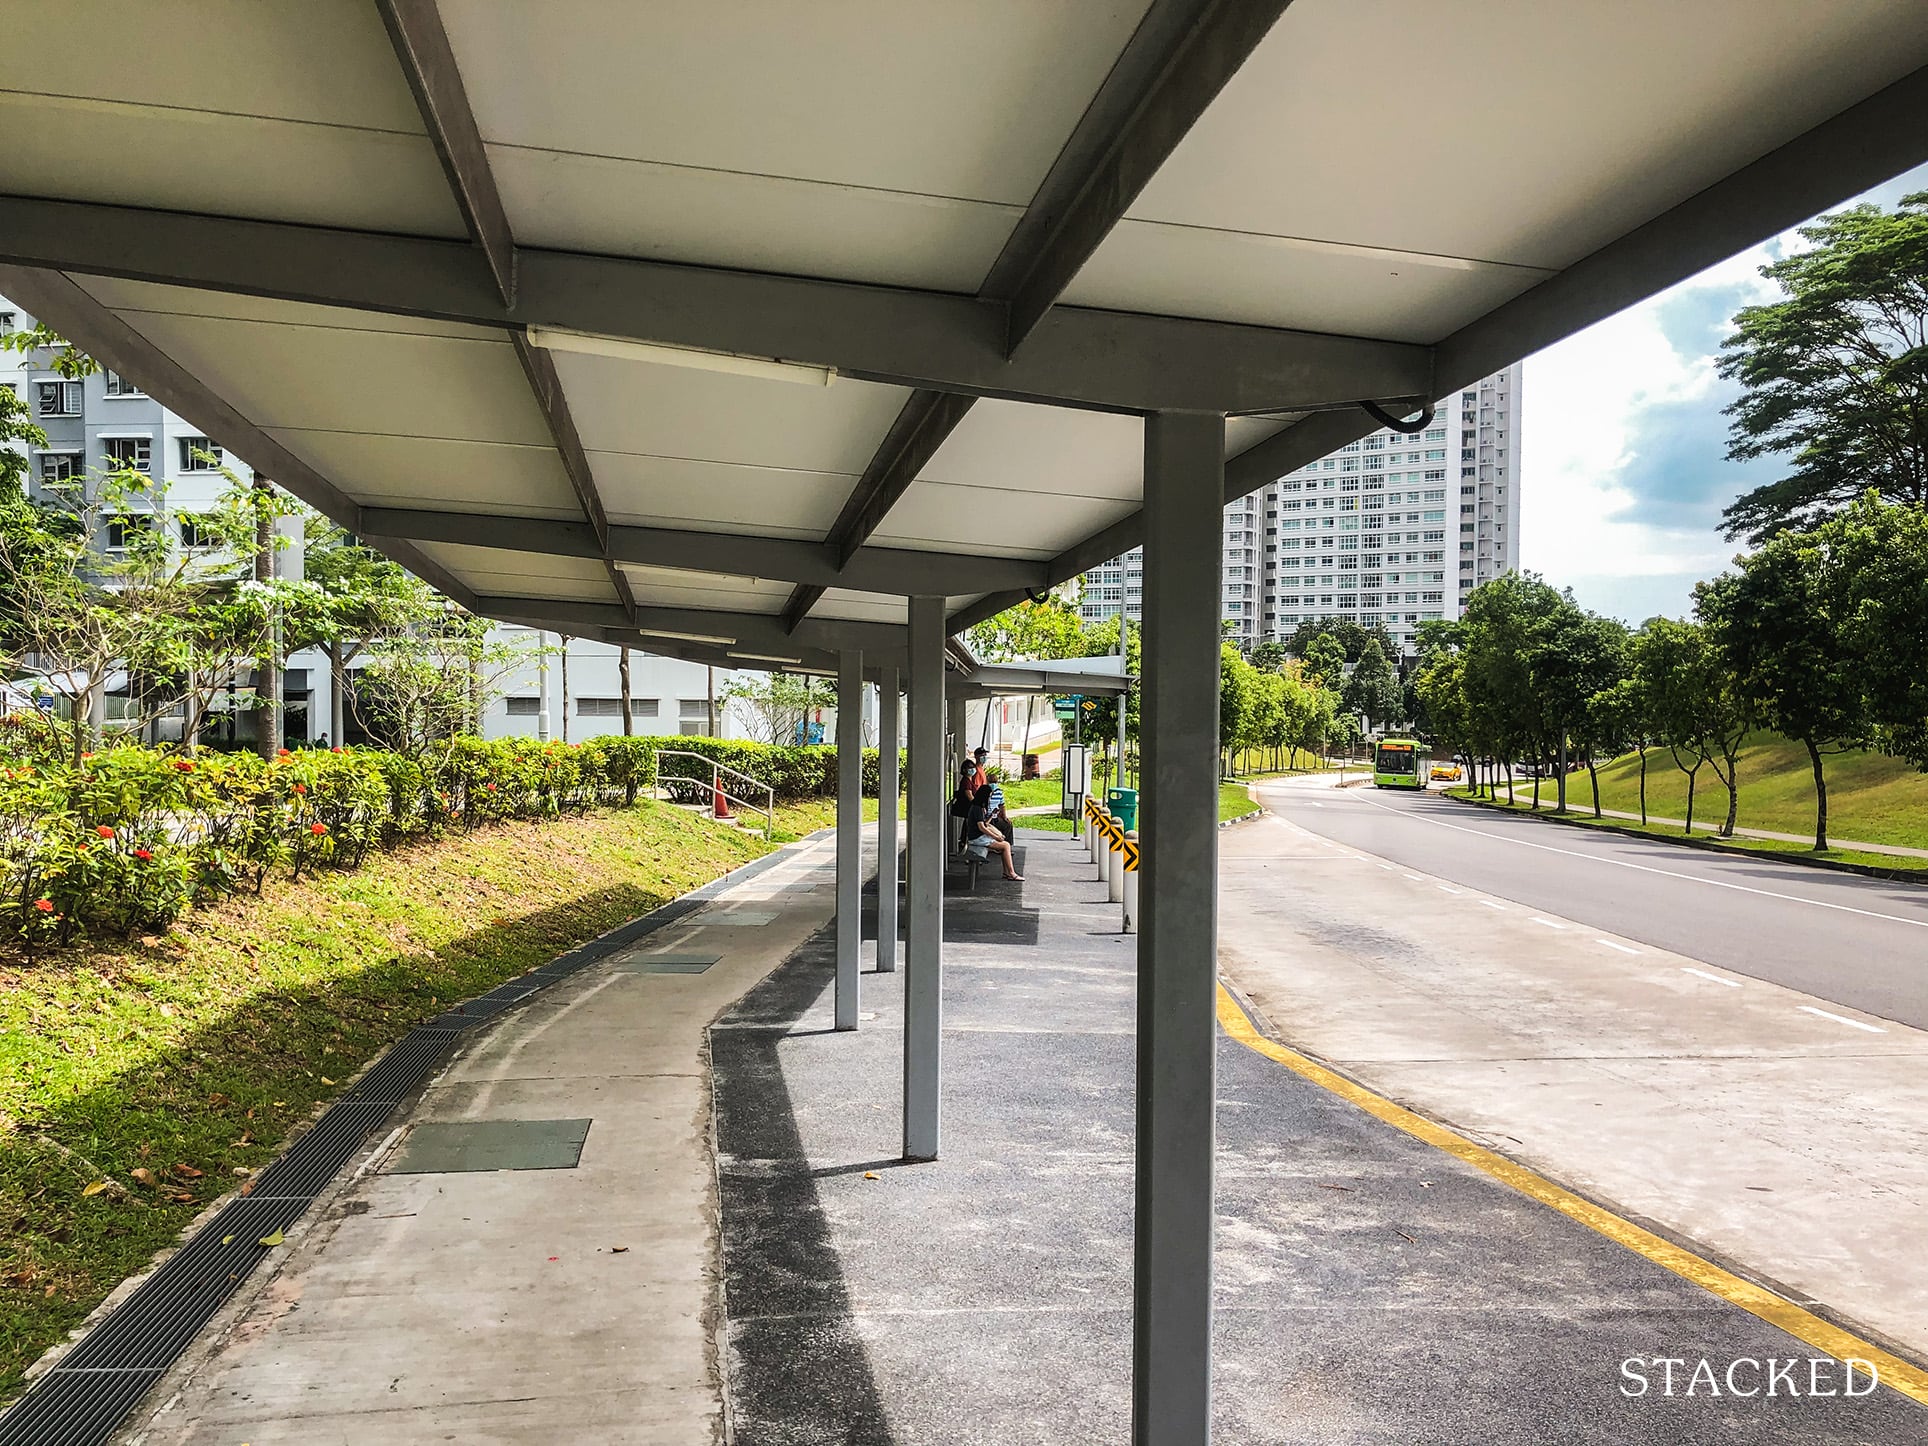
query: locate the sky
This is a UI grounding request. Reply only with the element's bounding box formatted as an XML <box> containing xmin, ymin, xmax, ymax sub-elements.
<box><xmin>1517</xmin><ymin>159</ymin><xmax>1928</xmax><ymax>626</ymax></box>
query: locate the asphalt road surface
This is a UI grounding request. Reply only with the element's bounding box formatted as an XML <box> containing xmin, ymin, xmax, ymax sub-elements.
<box><xmin>1257</xmin><ymin>781</ymin><xmax>1928</xmax><ymax>1032</ymax></box>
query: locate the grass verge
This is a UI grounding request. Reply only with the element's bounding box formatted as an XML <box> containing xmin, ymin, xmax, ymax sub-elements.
<box><xmin>1447</xmin><ymin>788</ymin><xmax>1928</xmax><ymax>875</ymax></box>
<box><xmin>0</xmin><ymin>801</ymin><xmax>769</xmax><ymax>1398</ymax></box>
<box><xmin>1220</xmin><ymin>783</ymin><xmax>1262</xmax><ymax>824</ymax></box>
<box><xmin>1576</xmin><ymin>734</ymin><xmax>1928</xmax><ymax>850</ymax></box>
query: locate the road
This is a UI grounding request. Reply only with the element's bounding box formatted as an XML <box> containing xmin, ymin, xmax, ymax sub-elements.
<box><xmin>1218</xmin><ymin>778</ymin><xmax>1928</xmax><ymax>1356</ymax></box>
<box><xmin>1257</xmin><ymin>779</ymin><xmax>1928</xmax><ymax>1030</ymax></box>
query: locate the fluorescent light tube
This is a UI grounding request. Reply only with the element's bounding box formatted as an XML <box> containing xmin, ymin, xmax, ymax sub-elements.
<box><xmin>635</xmin><ymin>628</ymin><xmax>737</xmax><ymax>646</ymax></box>
<box><xmin>524</xmin><ymin>327</ymin><xmax>836</xmax><ymax>387</ymax></box>
<box><xmin>728</xmin><ymin>651</ymin><xmax>804</xmax><ymax>664</ymax></box>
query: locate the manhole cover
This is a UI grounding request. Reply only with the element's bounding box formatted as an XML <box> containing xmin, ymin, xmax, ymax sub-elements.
<box><xmin>615</xmin><ymin>951</ymin><xmax>722</xmax><ymax>974</ymax></box>
<box><xmin>385</xmin><ymin>1118</ymin><xmax>592</xmax><ymax>1174</ymax></box>
<box><xmin>692</xmin><ymin>909</ymin><xmax>777</xmax><ymax>926</ymax></box>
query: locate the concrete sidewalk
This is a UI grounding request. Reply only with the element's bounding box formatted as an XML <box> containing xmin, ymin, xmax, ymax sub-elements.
<box><xmin>114</xmin><ymin>834</ymin><xmax>843</xmax><ymax>1446</ymax></box>
<box><xmin>714</xmin><ymin>827</ymin><xmax>1928</xmax><ymax>1443</ymax></box>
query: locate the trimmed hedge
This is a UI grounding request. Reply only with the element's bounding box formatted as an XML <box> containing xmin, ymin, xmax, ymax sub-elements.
<box><xmin>0</xmin><ymin>727</ymin><xmax>892</xmax><ymax>949</ymax></box>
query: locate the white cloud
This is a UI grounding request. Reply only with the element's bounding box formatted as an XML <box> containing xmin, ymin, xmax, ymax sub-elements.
<box><xmin>1518</xmin><ymin>161</ymin><xmax>1928</xmax><ymax>622</ymax></box>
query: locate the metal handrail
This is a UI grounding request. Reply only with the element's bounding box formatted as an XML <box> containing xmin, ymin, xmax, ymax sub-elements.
<box><xmin>652</xmin><ymin>749</ymin><xmax>775</xmax><ymax>839</ymax></box>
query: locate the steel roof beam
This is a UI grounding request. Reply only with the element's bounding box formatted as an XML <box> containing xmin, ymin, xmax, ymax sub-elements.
<box><xmin>783</xmin><ymin>1</ymin><xmax>1290</xmax><ymax>630</ymax></box>
<box><xmin>478</xmin><ymin>596</ymin><xmax>910</xmax><ymax>658</ymax></box>
<box><xmin>0</xmin><ymin>196</ymin><xmax>1433</xmax><ymax>417</ymax></box>
<box><xmin>359</xmin><ymin>507</ymin><xmax>1044</xmax><ymax>596</ymax></box>
<box><xmin>377</xmin><ymin>0</ymin><xmax>636</xmax><ymax>623</ymax></box>
<box><xmin>990</xmin><ymin>0</ymin><xmax>1293</xmax><ymax>355</ymax></box>
<box><xmin>375</xmin><ymin>0</ymin><xmax>516</xmax><ymax>307</ymax></box>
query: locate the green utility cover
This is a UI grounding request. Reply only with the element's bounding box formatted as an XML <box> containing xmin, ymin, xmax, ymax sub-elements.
<box><xmin>386</xmin><ymin>1118</ymin><xmax>592</xmax><ymax>1174</ymax></box>
<box><xmin>614</xmin><ymin>951</ymin><xmax>722</xmax><ymax>974</ymax></box>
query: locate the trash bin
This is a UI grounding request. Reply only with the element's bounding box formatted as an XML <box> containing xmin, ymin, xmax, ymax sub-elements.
<box><xmin>1106</xmin><ymin>787</ymin><xmax>1138</xmax><ymax>832</ymax></box>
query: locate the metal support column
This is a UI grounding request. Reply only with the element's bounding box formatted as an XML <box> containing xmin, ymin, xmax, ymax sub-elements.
<box><xmin>1134</xmin><ymin>411</ymin><xmax>1225</xmax><ymax>1445</ymax></box>
<box><xmin>904</xmin><ymin>596</ymin><xmax>945</xmax><ymax>1160</ymax></box>
<box><xmin>877</xmin><ymin>665</ymin><xmax>901</xmax><ymax>974</ymax></box>
<box><xmin>835</xmin><ymin>648</ymin><xmax>863</xmax><ymax>1031</ymax></box>
<box><xmin>947</xmin><ymin>693</ymin><xmax>968</xmax><ymax>852</ymax></box>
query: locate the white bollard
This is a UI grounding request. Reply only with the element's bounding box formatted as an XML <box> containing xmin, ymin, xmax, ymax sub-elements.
<box><xmin>1096</xmin><ymin>810</ymin><xmax>1113</xmax><ymax>881</ymax></box>
<box><xmin>1122</xmin><ymin>829</ymin><xmax>1139</xmax><ymax>933</ymax></box>
<box><xmin>1084</xmin><ymin>808</ymin><xmax>1097</xmax><ymax>860</ymax></box>
<box><xmin>1106</xmin><ymin>823</ymin><xmax>1124</xmax><ymax>903</ymax></box>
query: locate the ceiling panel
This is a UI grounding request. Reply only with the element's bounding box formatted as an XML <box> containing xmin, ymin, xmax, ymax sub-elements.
<box><xmin>619</xmin><ymin>567</ymin><xmax>792</xmax><ymax>611</ymax></box>
<box><xmin>874</xmin><ymin>480</ymin><xmax>1136</xmax><ymax>560</ymax></box>
<box><xmin>442</xmin><ymin>0</ymin><xmax>1147</xmax><ymax>201</ymax></box>
<box><xmin>1070</xmin><ymin>0</ymin><xmax>1928</xmax><ymax>329</ymax></box>
<box><xmin>412</xmin><ymin>542</ymin><xmax>617</xmax><ymax>605</ymax></box>
<box><xmin>0</xmin><ymin>1</ymin><xmax>425</xmax><ymax>131</ymax></box>
<box><xmin>263</xmin><ymin>432</ymin><xmax>580</xmax><ymax>518</ymax></box>
<box><xmin>491</xmin><ymin>149</ymin><xmax>1021</xmax><ymax>291</ymax></box>
<box><xmin>553</xmin><ymin>351</ymin><xmax>910</xmax><ymax>475</ymax></box>
<box><xmin>590</xmin><ymin>455</ymin><xmax>857</xmax><ymax>539</ymax></box>
<box><xmin>1060</xmin><ymin>225</ymin><xmax>1553</xmax><ymax>342</ymax></box>
<box><xmin>78</xmin><ymin>278</ymin><xmax>505</xmax><ymax>343</ymax></box>
<box><xmin>101</xmin><ymin>309</ymin><xmax>552</xmax><ymax>444</ymax></box>
<box><xmin>0</xmin><ymin>94</ymin><xmax>461</xmax><ymax>238</ymax></box>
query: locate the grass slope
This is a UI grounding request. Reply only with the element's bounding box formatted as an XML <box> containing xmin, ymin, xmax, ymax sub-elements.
<box><xmin>1567</xmin><ymin>734</ymin><xmax>1928</xmax><ymax>849</ymax></box>
<box><xmin>0</xmin><ymin>802</ymin><xmax>767</xmax><ymax>1398</ymax></box>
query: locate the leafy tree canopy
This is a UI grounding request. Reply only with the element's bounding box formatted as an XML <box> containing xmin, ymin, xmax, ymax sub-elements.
<box><xmin>1720</xmin><ymin>192</ymin><xmax>1928</xmax><ymax>542</ymax></box>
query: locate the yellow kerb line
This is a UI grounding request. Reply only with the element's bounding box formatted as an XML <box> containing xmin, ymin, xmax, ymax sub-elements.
<box><xmin>1214</xmin><ymin>984</ymin><xmax>1928</xmax><ymax>1407</ymax></box>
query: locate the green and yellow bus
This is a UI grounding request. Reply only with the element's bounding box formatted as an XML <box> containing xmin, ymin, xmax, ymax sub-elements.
<box><xmin>1372</xmin><ymin>738</ymin><xmax>1425</xmax><ymax>789</ymax></box>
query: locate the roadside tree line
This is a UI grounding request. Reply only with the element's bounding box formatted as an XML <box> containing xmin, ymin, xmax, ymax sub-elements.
<box><xmin>1412</xmin><ymin>494</ymin><xmax>1928</xmax><ymax>850</ymax></box>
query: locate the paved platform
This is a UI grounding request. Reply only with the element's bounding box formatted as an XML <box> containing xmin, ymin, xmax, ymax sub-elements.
<box><xmin>93</xmin><ymin>817</ymin><xmax>1928</xmax><ymax>1444</ymax></box>
<box><xmin>715</xmin><ymin>827</ymin><xmax>1928</xmax><ymax>1444</ymax></box>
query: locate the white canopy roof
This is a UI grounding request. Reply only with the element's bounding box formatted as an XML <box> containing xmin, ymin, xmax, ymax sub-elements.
<box><xmin>3</xmin><ymin>1</ymin><xmax>1925</xmax><ymax>675</ymax></box>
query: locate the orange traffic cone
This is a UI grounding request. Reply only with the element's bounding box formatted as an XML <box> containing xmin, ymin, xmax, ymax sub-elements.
<box><xmin>713</xmin><ymin>784</ymin><xmax>732</xmax><ymax>819</ymax></box>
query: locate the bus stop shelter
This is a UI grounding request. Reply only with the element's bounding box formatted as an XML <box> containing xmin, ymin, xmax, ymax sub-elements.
<box><xmin>4</xmin><ymin>4</ymin><xmax>1927</xmax><ymax>1439</ymax></box>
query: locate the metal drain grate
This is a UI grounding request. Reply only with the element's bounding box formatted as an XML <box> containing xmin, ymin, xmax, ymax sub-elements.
<box><xmin>0</xmin><ymin>847</ymin><xmax>787</xmax><ymax>1445</ymax></box>
<box><xmin>0</xmin><ymin>1369</ymin><xmax>165</xmax><ymax>1446</ymax></box>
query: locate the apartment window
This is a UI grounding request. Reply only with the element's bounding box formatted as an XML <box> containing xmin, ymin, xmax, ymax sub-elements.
<box><xmin>37</xmin><ymin>451</ymin><xmax>81</xmax><ymax>484</ymax></box>
<box><xmin>103</xmin><ymin>371</ymin><xmax>144</xmax><ymax>397</ymax></box>
<box><xmin>37</xmin><ymin>380</ymin><xmax>82</xmax><ymax>416</ymax></box>
<box><xmin>0</xmin><ymin>311</ymin><xmax>15</xmax><ymax>333</ymax></box>
<box><xmin>104</xmin><ymin>513</ymin><xmax>155</xmax><ymax>551</ymax></box>
<box><xmin>178</xmin><ymin>437</ymin><xmax>222</xmax><ymax>471</ymax></box>
<box><xmin>577</xmin><ymin>697</ymin><xmax>628</xmax><ymax>717</ymax></box>
<box><xmin>178</xmin><ymin>515</ymin><xmax>216</xmax><ymax>549</ymax></box>
<box><xmin>102</xmin><ymin>436</ymin><xmax>152</xmax><ymax>474</ymax></box>
<box><xmin>505</xmin><ymin>696</ymin><xmax>540</xmax><ymax>716</ymax></box>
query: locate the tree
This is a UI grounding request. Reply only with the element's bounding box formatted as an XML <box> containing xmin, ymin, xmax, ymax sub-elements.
<box><xmin>1719</xmin><ymin>192</ymin><xmax>1928</xmax><ymax>542</ymax></box>
<box><xmin>723</xmin><ymin>673</ymin><xmax>833</xmax><ymax>747</ymax></box>
<box><xmin>1636</xmin><ymin>618</ymin><xmax>1748</xmax><ymax>836</ymax></box>
<box><xmin>1821</xmin><ymin>493</ymin><xmax>1928</xmax><ymax>772</ymax></box>
<box><xmin>1698</xmin><ymin>531</ymin><xmax>1864</xmax><ymax>849</ymax></box>
<box><xmin>1301</xmin><ymin>632</ymin><xmax>1346</xmax><ymax>691</ymax></box>
<box><xmin>1285</xmin><ymin>616</ymin><xmax>1396</xmax><ymax>665</ymax></box>
<box><xmin>1342</xmin><ymin>638</ymin><xmax>1401</xmax><ymax>732</ymax></box>
<box><xmin>1218</xmin><ymin>642</ymin><xmax>1254</xmax><ymax>775</ymax></box>
<box><xmin>966</xmin><ymin>596</ymin><xmax>1089</xmax><ymax>662</ymax></box>
<box><xmin>1527</xmin><ymin>603</ymin><xmax>1628</xmax><ymax>813</ymax></box>
<box><xmin>1247</xmin><ymin>640</ymin><xmax>1289</xmax><ymax>673</ymax></box>
<box><xmin>1587</xmin><ymin>676</ymin><xmax>1651</xmax><ymax>823</ymax></box>
<box><xmin>351</xmin><ymin>611</ymin><xmax>529</xmax><ymax>769</ymax></box>
<box><xmin>302</xmin><ymin>523</ymin><xmax>438</xmax><ymax>745</ymax></box>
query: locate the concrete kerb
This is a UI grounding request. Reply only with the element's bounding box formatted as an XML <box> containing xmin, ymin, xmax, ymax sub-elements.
<box><xmin>8</xmin><ymin>830</ymin><xmax>808</xmax><ymax>1424</ymax></box>
<box><xmin>1445</xmin><ymin>790</ymin><xmax>1928</xmax><ymax>888</ymax></box>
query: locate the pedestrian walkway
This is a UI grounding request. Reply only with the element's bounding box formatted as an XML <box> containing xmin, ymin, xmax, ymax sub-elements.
<box><xmin>111</xmin><ymin>835</ymin><xmax>841</xmax><ymax>1446</ymax></box>
<box><xmin>1510</xmin><ymin>795</ymin><xmax>1928</xmax><ymax>859</ymax></box>
<box><xmin>715</xmin><ymin>828</ymin><xmax>1928</xmax><ymax>1443</ymax></box>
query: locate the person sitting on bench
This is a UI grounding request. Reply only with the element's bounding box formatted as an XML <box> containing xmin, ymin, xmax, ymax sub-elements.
<box><xmin>950</xmin><ymin>761</ymin><xmax>978</xmax><ymax>854</ymax></box>
<box><xmin>964</xmin><ymin>783</ymin><xmax>1023</xmax><ymax>881</ymax></box>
